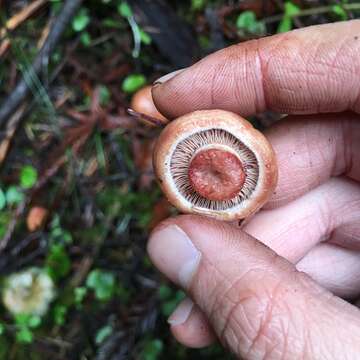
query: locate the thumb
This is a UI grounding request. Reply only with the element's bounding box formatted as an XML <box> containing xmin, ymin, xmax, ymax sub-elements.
<box><xmin>148</xmin><ymin>215</ymin><xmax>360</xmax><ymax>359</ymax></box>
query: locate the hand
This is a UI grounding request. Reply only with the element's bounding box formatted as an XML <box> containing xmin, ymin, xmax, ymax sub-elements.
<box><xmin>148</xmin><ymin>20</ymin><xmax>360</xmax><ymax>359</ymax></box>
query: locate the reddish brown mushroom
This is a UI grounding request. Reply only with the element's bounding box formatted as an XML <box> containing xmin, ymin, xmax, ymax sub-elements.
<box><xmin>153</xmin><ymin>109</ymin><xmax>278</xmax><ymax>221</ymax></box>
<box><xmin>130</xmin><ymin>85</ymin><xmax>168</xmax><ymax>126</ymax></box>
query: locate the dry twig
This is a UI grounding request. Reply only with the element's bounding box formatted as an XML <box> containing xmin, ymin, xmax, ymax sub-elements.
<box><xmin>0</xmin><ymin>0</ymin><xmax>84</xmax><ymax>128</ymax></box>
<box><xmin>0</xmin><ymin>0</ymin><xmax>49</xmax><ymax>57</ymax></box>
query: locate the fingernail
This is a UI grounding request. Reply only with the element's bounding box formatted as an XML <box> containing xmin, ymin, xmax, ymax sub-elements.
<box><xmin>148</xmin><ymin>224</ymin><xmax>201</xmax><ymax>288</ymax></box>
<box><xmin>168</xmin><ymin>298</ymin><xmax>194</xmax><ymax>326</ymax></box>
<box><xmin>153</xmin><ymin>68</ymin><xmax>186</xmax><ymax>85</ymax></box>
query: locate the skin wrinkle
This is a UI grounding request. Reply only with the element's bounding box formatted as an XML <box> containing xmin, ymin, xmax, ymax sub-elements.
<box><xmin>245</xmin><ymin>285</ymin><xmax>277</xmax><ymax>358</ymax></box>
<box><xmin>267</xmin><ymin>37</ymin><xmax>310</xmax><ymax>113</ymax></box>
<box><xmin>277</xmin><ymin>307</ymin><xmax>291</xmax><ymax>360</ymax></box>
<box><xmin>340</xmin><ymin>119</ymin><xmax>354</xmax><ymax>177</ymax></box>
<box><xmin>233</xmin><ymin>55</ymin><xmax>246</xmax><ymax>112</ymax></box>
<box><xmin>209</xmin><ymin>65</ymin><xmax>218</xmax><ymax>106</ymax></box>
<box><xmin>217</xmin><ymin>273</ymin><xmax>260</xmax><ymax>341</ymax></box>
<box><xmin>353</xmin><ymin>85</ymin><xmax>360</xmax><ymax>112</ymax></box>
<box><xmin>201</xmin><ymin>263</ymin><xmax>258</xmax><ymax>336</ymax></box>
<box><xmin>264</xmin><ymin>115</ymin><xmax>360</xmax><ymax>208</ymax></box>
<box><xmin>209</xmin><ymin>265</ymin><xmax>293</xmax><ymax>357</ymax></box>
<box><xmin>316</xmin><ymin>185</ymin><xmax>334</xmax><ymax>243</ymax></box>
<box><xmin>255</xmin><ymin>40</ymin><xmax>268</xmax><ymax>112</ymax></box>
<box><xmin>313</xmin><ymin>37</ymin><xmax>355</xmax><ymax>113</ymax></box>
<box><xmin>244</xmin><ymin>280</ymin><xmax>301</xmax><ymax>359</ymax></box>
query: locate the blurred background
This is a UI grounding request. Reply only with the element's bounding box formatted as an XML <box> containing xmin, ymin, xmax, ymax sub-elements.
<box><xmin>0</xmin><ymin>0</ymin><xmax>359</xmax><ymax>359</ymax></box>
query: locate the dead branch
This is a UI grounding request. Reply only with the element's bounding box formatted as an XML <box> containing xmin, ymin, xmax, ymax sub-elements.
<box><xmin>0</xmin><ymin>0</ymin><xmax>84</xmax><ymax>129</ymax></box>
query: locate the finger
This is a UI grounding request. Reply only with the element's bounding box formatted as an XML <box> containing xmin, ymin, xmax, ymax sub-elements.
<box><xmin>244</xmin><ymin>177</ymin><xmax>360</xmax><ymax>262</ymax></box>
<box><xmin>169</xmin><ymin>177</ymin><xmax>360</xmax><ymax>347</ymax></box>
<box><xmin>148</xmin><ymin>216</ymin><xmax>360</xmax><ymax>358</ymax></box>
<box><xmin>169</xmin><ymin>298</ymin><xmax>216</xmax><ymax>348</ymax></box>
<box><xmin>264</xmin><ymin>112</ymin><xmax>360</xmax><ymax>208</ymax></box>
<box><xmin>171</xmin><ymin>243</ymin><xmax>360</xmax><ymax>349</ymax></box>
<box><xmin>153</xmin><ymin>21</ymin><xmax>360</xmax><ymax>119</ymax></box>
<box><xmin>296</xmin><ymin>243</ymin><xmax>360</xmax><ymax>299</ymax></box>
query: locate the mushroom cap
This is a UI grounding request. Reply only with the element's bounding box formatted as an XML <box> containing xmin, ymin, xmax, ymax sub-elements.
<box><xmin>153</xmin><ymin>109</ymin><xmax>278</xmax><ymax>221</ymax></box>
<box><xmin>130</xmin><ymin>85</ymin><xmax>167</xmax><ymax>126</ymax></box>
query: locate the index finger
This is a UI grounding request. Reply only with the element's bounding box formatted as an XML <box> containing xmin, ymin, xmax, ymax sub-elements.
<box><xmin>152</xmin><ymin>21</ymin><xmax>360</xmax><ymax>119</ymax></box>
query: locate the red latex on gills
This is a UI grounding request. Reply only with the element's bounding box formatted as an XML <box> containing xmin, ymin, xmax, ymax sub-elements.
<box><xmin>188</xmin><ymin>148</ymin><xmax>245</xmax><ymax>201</ymax></box>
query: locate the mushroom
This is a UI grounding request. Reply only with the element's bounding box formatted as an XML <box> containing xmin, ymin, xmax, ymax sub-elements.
<box><xmin>27</xmin><ymin>206</ymin><xmax>48</xmax><ymax>232</ymax></box>
<box><xmin>153</xmin><ymin>109</ymin><xmax>277</xmax><ymax>221</ymax></box>
<box><xmin>130</xmin><ymin>85</ymin><xmax>168</xmax><ymax>126</ymax></box>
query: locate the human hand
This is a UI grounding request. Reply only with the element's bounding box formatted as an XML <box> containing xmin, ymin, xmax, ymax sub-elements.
<box><xmin>148</xmin><ymin>21</ymin><xmax>360</xmax><ymax>359</ymax></box>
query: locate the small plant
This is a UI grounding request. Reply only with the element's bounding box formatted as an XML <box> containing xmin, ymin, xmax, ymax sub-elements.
<box><xmin>236</xmin><ymin>11</ymin><xmax>266</xmax><ymax>36</ymax></box>
<box><xmin>74</xmin><ymin>286</ymin><xmax>88</xmax><ymax>307</ymax></box>
<box><xmin>191</xmin><ymin>0</ymin><xmax>207</xmax><ymax>12</ymax></box>
<box><xmin>158</xmin><ymin>285</ymin><xmax>186</xmax><ymax>317</ymax></box>
<box><xmin>72</xmin><ymin>8</ymin><xmax>90</xmax><ymax>32</ymax></box>
<box><xmin>95</xmin><ymin>324</ymin><xmax>113</xmax><ymax>345</ymax></box>
<box><xmin>49</xmin><ymin>214</ymin><xmax>73</xmax><ymax>244</ymax></box>
<box><xmin>14</xmin><ymin>313</ymin><xmax>42</xmax><ymax>344</ymax></box>
<box><xmin>277</xmin><ymin>1</ymin><xmax>301</xmax><ymax>33</ymax></box>
<box><xmin>45</xmin><ymin>243</ymin><xmax>71</xmax><ymax>281</ymax></box>
<box><xmin>118</xmin><ymin>1</ymin><xmax>151</xmax><ymax>57</ymax></box>
<box><xmin>140</xmin><ymin>338</ymin><xmax>164</xmax><ymax>360</ymax></box>
<box><xmin>19</xmin><ymin>165</ymin><xmax>38</xmax><ymax>189</ymax></box>
<box><xmin>86</xmin><ymin>269</ymin><xmax>116</xmax><ymax>301</ymax></box>
<box><xmin>122</xmin><ymin>74</ymin><xmax>147</xmax><ymax>94</ymax></box>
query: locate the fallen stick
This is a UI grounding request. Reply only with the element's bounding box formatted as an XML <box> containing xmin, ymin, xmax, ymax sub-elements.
<box><xmin>0</xmin><ymin>0</ymin><xmax>49</xmax><ymax>57</ymax></box>
<box><xmin>0</xmin><ymin>0</ymin><xmax>83</xmax><ymax>128</ymax></box>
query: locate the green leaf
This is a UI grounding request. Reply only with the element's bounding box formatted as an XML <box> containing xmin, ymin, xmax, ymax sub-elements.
<box><xmin>99</xmin><ymin>85</ymin><xmax>111</xmax><ymax>106</ymax></box>
<box><xmin>27</xmin><ymin>315</ymin><xmax>41</xmax><ymax>329</ymax></box>
<box><xmin>161</xmin><ymin>290</ymin><xmax>186</xmax><ymax>317</ymax></box>
<box><xmin>236</xmin><ymin>10</ymin><xmax>256</xmax><ymax>28</ymax></box>
<box><xmin>116</xmin><ymin>284</ymin><xmax>130</xmax><ymax>304</ymax></box>
<box><xmin>157</xmin><ymin>285</ymin><xmax>173</xmax><ymax>300</ymax></box>
<box><xmin>141</xmin><ymin>339</ymin><xmax>163</xmax><ymax>360</ymax></box>
<box><xmin>16</xmin><ymin>327</ymin><xmax>33</xmax><ymax>344</ymax></box>
<box><xmin>277</xmin><ymin>16</ymin><xmax>292</xmax><ymax>33</ymax></box>
<box><xmin>95</xmin><ymin>325</ymin><xmax>113</xmax><ymax>345</ymax></box>
<box><xmin>332</xmin><ymin>5</ymin><xmax>348</xmax><ymax>20</ymax></box>
<box><xmin>5</xmin><ymin>186</ymin><xmax>24</xmax><ymax>205</ymax></box>
<box><xmin>0</xmin><ymin>323</ymin><xmax>5</xmax><ymax>335</ymax></box>
<box><xmin>15</xmin><ymin>314</ymin><xmax>41</xmax><ymax>328</ymax></box>
<box><xmin>74</xmin><ymin>287</ymin><xmax>88</xmax><ymax>305</ymax></box>
<box><xmin>118</xmin><ymin>1</ymin><xmax>132</xmax><ymax>18</ymax></box>
<box><xmin>49</xmin><ymin>215</ymin><xmax>73</xmax><ymax>245</ymax></box>
<box><xmin>191</xmin><ymin>0</ymin><xmax>207</xmax><ymax>11</ymax></box>
<box><xmin>72</xmin><ymin>8</ymin><xmax>90</xmax><ymax>32</ymax></box>
<box><xmin>20</xmin><ymin>165</ymin><xmax>38</xmax><ymax>189</ymax></box>
<box><xmin>80</xmin><ymin>31</ymin><xmax>91</xmax><ymax>46</ymax></box>
<box><xmin>236</xmin><ymin>10</ymin><xmax>265</xmax><ymax>35</ymax></box>
<box><xmin>53</xmin><ymin>304</ymin><xmax>67</xmax><ymax>326</ymax></box>
<box><xmin>284</xmin><ymin>1</ymin><xmax>301</xmax><ymax>17</ymax></box>
<box><xmin>121</xmin><ymin>74</ymin><xmax>146</xmax><ymax>94</ymax></box>
<box><xmin>139</xmin><ymin>28</ymin><xmax>152</xmax><ymax>45</ymax></box>
<box><xmin>277</xmin><ymin>1</ymin><xmax>301</xmax><ymax>33</ymax></box>
<box><xmin>86</xmin><ymin>269</ymin><xmax>116</xmax><ymax>301</ymax></box>
<box><xmin>45</xmin><ymin>244</ymin><xmax>71</xmax><ymax>280</ymax></box>
<box><xmin>0</xmin><ymin>189</ymin><xmax>5</xmax><ymax>210</ymax></box>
